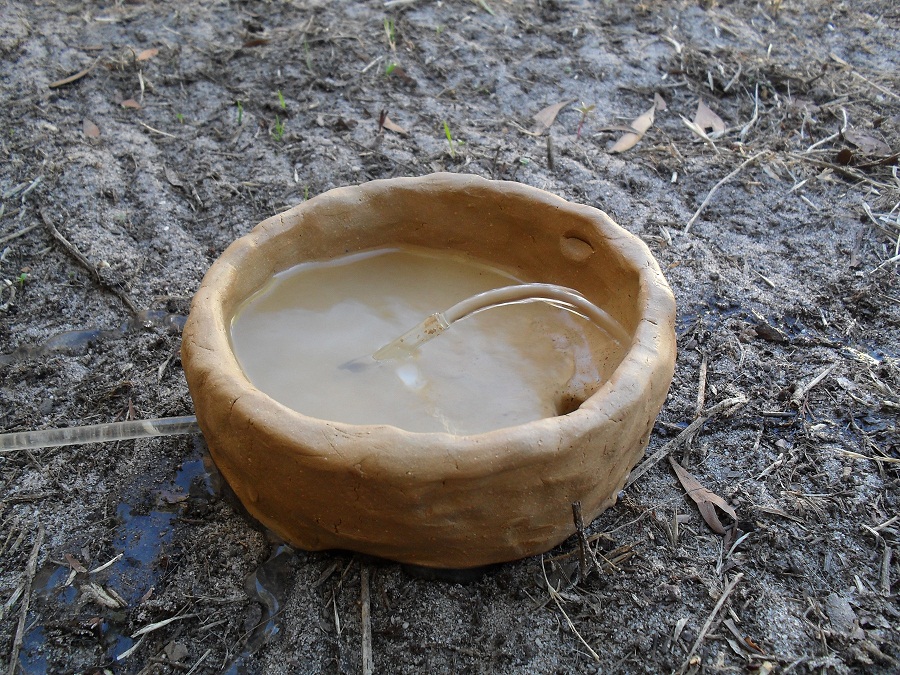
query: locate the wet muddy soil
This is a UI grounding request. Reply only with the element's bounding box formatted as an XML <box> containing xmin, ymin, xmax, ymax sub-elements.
<box><xmin>1</xmin><ymin>1</ymin><xmax>898</xmax><ymax>673</ymax></box>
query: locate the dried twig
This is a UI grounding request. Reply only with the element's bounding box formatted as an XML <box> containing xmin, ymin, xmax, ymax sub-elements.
<box><xmin>625</xmin><ymin>396</ymin><xmax>747</xmax><ymax>488</ymax></box>
<box><xmin>137</xmin><ymin>120</ymin><xmax>178</xmax><ymax>138</ymax></box>
<box><xmin>541</xmin><ymin>557</ymin><xmax>600</xmax><ymax>662</ymax></box>
<box><xmin>695</xmin><ymin>355</ymin><xmax>708</xmax><ymax>419</ymax></box>
<box><xmin>7</xmin><ymin>525</ymin><xmax>44</xmax><ymax>675</ymax></box>
<box><xmin>684</xmin><ymin>153</ymin><xmax>768</xmax><ymax>233</ymax></box>
<box><xmin>0</xmin><ymin>223</ymin><xmax>40</xmax><ymax>246</ymax></box>
<box><xmin>185</xmin><ymin>649</ymin><xmax>211</xmax><ymax>675</ymax></box>
<box><xmin>881</xmin><ymin>547</ymin><xmax>892</xmax><ymax>596</ymax></box>
<box><xmin>361</xmin><ymin>566</ymin><xmax>374</xmax><ymax>675</ymax></box>
<box><xmin>850</xmin><ymin>70</ymin><xmax>900</xmax><ymax>103</ymax></box>
<box><xmin>131</xmin><ymin>612</ymin><xmax>200</xmax><ymax>638</ymax></box>
<box><xmin>790</xmin><ymin>363</ymin><xmax>837</xmax><ymax>405</ymax></box>
<box><xmin>678</xmin><ymin>573</ymin><xmax>744</xmax><ymax>674</ymax></box>
<box><xmin>572</xmin><ymin>501</ymin><xmax>596</xmax><ymax>579</ymax></box>
<box><xmin>40</xmin><ymin>209</ymin><xmax>138</xmax><ymax>314</ymax></box>
<box><xmin>48</xmin><ymin>55</ymin><xmax>103</xmax><ymax>88</ymax></box>
<box><xmin>805</xmin><ymin>109</ymin><xmax>847</xmax><ymax>153</ymax></box>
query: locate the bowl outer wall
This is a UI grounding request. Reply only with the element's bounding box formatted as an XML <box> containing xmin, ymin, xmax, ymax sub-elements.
<box><xmin>181</xmin><ymin>173</ymin><xmax>676</xmax><ymax>568</ymax></box>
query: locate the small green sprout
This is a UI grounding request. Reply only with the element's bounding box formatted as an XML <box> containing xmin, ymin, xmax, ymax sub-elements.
<box><xmin>236</xmin><ymin>100</ymin><xmax>244</xmax><ymax>125</ymax></box>
<box><xmin>384</xmin><ymin>18</ymin><xmax>396</xmax><ymax>51</ymax></box>
<box><xmin>273</xmin><ymin>115</ymin><xmax>285</xmax><ymax>141</ymax></box>
<box><xmin>303</xmin><ymin>186</ymin><xmax>310</xmax><ymax>201</ymax></box>
<box><xmin>385</xmin><ymin>61</ymin><xmax>397</xmax><ymax>76</ymax></box>
<box><xmin>575</xmin><ymin>102</ymin><xmax>595</xmax><ymax>139</ymax></box>
<box><xmin>175</xmin><ymin>112</ymin><xmax>184</xmax><ymax>124</ymax></box>
<box><xmin>276</xmin><ymin>90</ymin><xmax>286</xmax><ymax>109</ymax></box>
<box><xmin>15</xmin><ymin>272</ymin><xmax>28</xmax><ymax>287</ymax></box>
<box><xmin>443</xmin><ymin>120</ymin><xmax>456</xmax><ymax>158</ymax></box>
<box><xmin>475</xmin><ymin>0</ymin><xmax>495</xmax><ymax>16</ymax></box>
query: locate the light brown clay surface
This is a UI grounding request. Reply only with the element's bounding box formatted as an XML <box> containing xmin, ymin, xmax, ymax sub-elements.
<box><xmin>181</xmin><ymin>173</ymin><xmax>676</xmax><ymax>568</ymax></box>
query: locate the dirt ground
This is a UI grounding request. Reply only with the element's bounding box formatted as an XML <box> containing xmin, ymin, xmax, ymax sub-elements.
<box><xmin>1</xmin><ymin>0</ymin><xmax>898</xmax><ymax>673</ymax></box>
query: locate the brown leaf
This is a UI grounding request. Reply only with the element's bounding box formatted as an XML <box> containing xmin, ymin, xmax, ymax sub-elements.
<box><xmin>629</xmin><ymin>105</ymin><xmax>656</xmax><ymax>135</ymax></box>
<box><xmin>680</xmin><ymin>115</ymin><xmax>720</xmax><ymax>154</ymax></box>
<box><xmin>609</xmin><ymin>132</ymin><xmax>641</xmax><ymax>153</ymax></box>
<box><xmin>609</xmin><ymin>104</ymin><xmax>655</xmax><ymax>153</ymax></box>
<box><xmin>669</xmin><ymin>457</ymin><xmax>737</xmax><ymax>534</ymax></box>
<box><xmin>381</xmin><ymin>115</ymin><xmax>408</xmax><ymax>135</ymax></box>
<box><xmin>136</xmin><ymin>48</ymin><xmax>159</xmax><ymax>62</ymax></box>
<box><xmin>120</xmin><ymin>98</ymin><xmax>141</xmax><ymax>109</ymax></box>
<box><xmin>83</xmin><ymin>119</ymin><xmax>101</xmax><ymax>138</ymax></box>
<box><xmin>844</xmin><ymin>129</ymin><xmax>891</xmax><ymax>156</ymax></box>
<box><xmin>242</xmin><ymin>38</ymin><xmax>270</xmax><ymax>48</ymax></box>
<box><xmin>835</xmin><ymin>147</ymin><xmax>854</xmax><ymax>165</ymax></box>
<box><xmin>694</xmin><ymin>100</ymin><xmax>726</xmax><ymax>135</ymax></box>
<box><xmin>532</xmin><ymin>99</ymin><xmax>575</xmax><ymax>134</ymax></box>
<box><xmin>157</xmin><ymin>489</ymin><xmax>188</xmax><ymax>505</ymax></box>
<box><xmin>164</xmin><ymin>166</ymin><xmax>184</xmax><ymax>188</ymax></box>
<box><xmin>64</xmin><ymin>553</ymin><xmax>88</xmax><ymax>574</ymax></box>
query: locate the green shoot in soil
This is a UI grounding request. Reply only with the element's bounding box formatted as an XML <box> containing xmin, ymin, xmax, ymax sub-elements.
<box><xmin>443</xmin><ymin>120</ymin><xmax>456</xmax><ymax>158</ymax></box>
<box><xmin>575</xmin><ymin>102</ymin><xmax>595</xmax><ymax>139</ymax></box>
<box><xmin>277</xmin><ymin>90</ymin><xmax>286</xmax><ymax>109</ymax></box>
<box><xmin>273</xmin><ymin>116</ymin><xmax>285</xmax><ymax>141</ymax></box>
<box><xmin>236</xmin><ymin>100</ymin><xmax>244</xmax><ymax>125</ymax></box>
<box><xmin>384</xmin><ymin>18</ymin><xmax>396</xmax><ymax>50</ymax></box>
<box><xmin>175</xmin><ymin>112</ymin><xmax>184</xmax><ymax>124</ymax></box>
<box><xmin>475</xmin><ymin>0</ymin><xmax>495</xmax><ymax>16</ymax></box>
<box><xmin>385</xmin><ymin>61</ymin><xmax>397</xmax><ymax>76</ymax></box>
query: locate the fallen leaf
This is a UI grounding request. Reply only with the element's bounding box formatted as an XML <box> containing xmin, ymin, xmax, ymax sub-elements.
<box><xmin>157</xmin><ymin>489</ymin><xmax>188</xmax><ymax>505</ymax></box>
<box><xmin>609</xmin><ymin>104</ymin><xmax>655</xmax><ymax>153</ymax></box>
<box><xmin>669</xmin><ymin>457</ymin><xmax>737</xmax><ymax>534</ymax></box>
<box><xmin>390</xmin><ymin>65</ymin><xmax>417</xmax><ymax>88</ymax></box>
<box><xmin>164</xmin><ymin>166</ymin><xmax>184</xmax><ymax>188</ymax></box>
<box><xmin>680</xmin><ymin>115</ymin><xmax>719</xmax><ymax>153</ymax></box>
<box><xmin>136</xmin><ymin>48</ymin><xmax>159</xmax><ymax>62</ymax></box>
<box><xmin>381</xmin><ymin>115</ymin><xmax>407</xmax><ymax>135</ymax></box>
<box><xmin>630</xmin><ymin>105</ymin><xmax>656</xmax><ymax>134</ymax></box>
<box><xmin>83</xmin><ymin>119</ymin><xmax>101</xmax><ymax>138</ymax></box>
<box><xmin>64</xmin><ymin>553</ymin><xmax>88</xmax><ymax>573</ymax></box>
<box><xmin>121</xmin><ymin>98</ymin><xmax>141</xmax><ymax>109</ymax></box>
<box><xmin>694</xmin><ymin>100</ymin><xmax>726</xmax><ymax>135</ymax></box>
<box><xmin>242</xmin><ymin>38</ymin><xmax>270</xmax><ymax>48</ymax></box>
<box><xmin>835</xmin><ymin>148</ymin><xmax>854</xmax><ymax>165</ymax></box>
<box><xmin>843</xmin><ymin>129</ymin><xmax>891</xmax><ymax>156</ymax></box>
<box><xmin>164</xmin><ymin>641</ymin><xmax>189</xmax><ymax>662</ymax></box>
<box><xmin>81</xmin><ymin>582</ymin><xmax>127</xmax><ymax>609</ymax></box>
<box><xmin>609</xmin><ymin>131</ymin><xmax>642</xmax><ymax>153</ymax></box>
<box><xmin>532</xmin><ymin>99</ymin><xmax>575</xmax><ymax>134</ymax></box>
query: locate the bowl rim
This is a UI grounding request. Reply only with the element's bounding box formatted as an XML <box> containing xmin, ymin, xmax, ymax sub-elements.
<box><xmin>183</xmin><ymin>172</ymin><xmax>676</xmax><ymax>473</ymax></box>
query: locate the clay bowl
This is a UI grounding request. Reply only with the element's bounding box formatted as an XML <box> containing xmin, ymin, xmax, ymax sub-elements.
<box><xmin>181</xmin><ymin>173</ymin><xmax>676</xmax><ymax>569</ymax></box>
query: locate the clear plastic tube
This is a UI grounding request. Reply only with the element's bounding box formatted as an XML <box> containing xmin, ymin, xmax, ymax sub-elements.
<box><xmin>0</xmin><ymin>415</ymin><xmax>201</xmax><ymax>452</ymax></box>
<box><xmin>2</xmin><ymin>285</ymin><xmax>626</xmax><ymax>451</ymax></box>
<box><xmin>373</xmin><ymin>283</ymin><xmax>629</xmax><ymax>361</ymax></box>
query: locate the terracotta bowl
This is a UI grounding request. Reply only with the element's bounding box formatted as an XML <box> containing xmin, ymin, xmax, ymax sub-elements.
<box><xmin>181</xmin><ymin>173</ymin><xmax>676</xmax><ymax>568</ymax></box>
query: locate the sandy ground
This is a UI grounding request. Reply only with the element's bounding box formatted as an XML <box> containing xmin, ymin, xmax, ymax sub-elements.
<box><xmin>1</xmin><ymin>0</ymin><xmax>898</xmax><ymax>673</ymax></box>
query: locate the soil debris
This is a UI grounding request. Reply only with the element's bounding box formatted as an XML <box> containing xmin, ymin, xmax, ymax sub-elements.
<box><xmin>1</xmin><ymin>0</ymin><xmax>898</xmax><ymax>673</ymax></box>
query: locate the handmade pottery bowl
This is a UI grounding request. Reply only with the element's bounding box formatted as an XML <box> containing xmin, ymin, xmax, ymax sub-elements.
<box><xmin>181</xmin><ymin>173</ymin><xmax>676</xmax><ymax>568</ymax></box>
